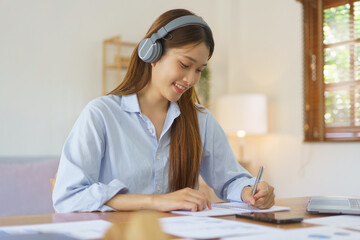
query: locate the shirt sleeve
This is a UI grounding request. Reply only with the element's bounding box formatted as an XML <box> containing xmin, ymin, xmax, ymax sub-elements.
<box><xmin>199</xmin><ymin>111</ymin><xmax>256</xmax><ymax>202</ymax></box>
<box><xmin>52</xmin><ymin>101</ymin><xmax>128</xmax><ymax>213</ymax></box>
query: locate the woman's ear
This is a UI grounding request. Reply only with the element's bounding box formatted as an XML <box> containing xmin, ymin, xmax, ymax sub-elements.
<box><xmin>151</xmin><ymin>62</ymin><xmax>156</xmax><ymax>68</ymax></box>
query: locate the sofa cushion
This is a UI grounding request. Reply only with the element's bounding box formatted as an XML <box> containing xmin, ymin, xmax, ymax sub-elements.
<box><xmin>0</xmin><ymin>157</ymin><xmax>59</xmax><ymax>216</ymax></box>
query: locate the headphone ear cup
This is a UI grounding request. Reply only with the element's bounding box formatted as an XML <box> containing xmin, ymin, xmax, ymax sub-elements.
<box><xmin>150</xmin><ymin>41</ymin><xmax>163</xmax><ymax>63</ymax></box>
<box><xmin>138</xmin><ymin>39</ymin><xmax>163</xmax><ymax>63</ymax></box>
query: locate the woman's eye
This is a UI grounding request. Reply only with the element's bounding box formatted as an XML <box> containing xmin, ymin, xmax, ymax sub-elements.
<box><xmin>180</xmin><ymin>62</ymin><xmax>189</xmax><ymax>68</ymax></box>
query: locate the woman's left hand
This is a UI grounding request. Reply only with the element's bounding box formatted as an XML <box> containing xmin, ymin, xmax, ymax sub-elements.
<box><xmin>241</xmin><ymin>181</ymin><xmax>275</xmax><ymax>209</ymax></box>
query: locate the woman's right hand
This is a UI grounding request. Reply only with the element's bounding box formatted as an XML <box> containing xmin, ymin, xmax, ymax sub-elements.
<box><xmin>151</xmin><ymin>187</ymin><xmax>211</xmax><ymax>212</ymax></box>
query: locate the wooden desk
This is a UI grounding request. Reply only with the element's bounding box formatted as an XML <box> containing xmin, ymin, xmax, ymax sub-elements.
<box><xmin>0</xmin><ymin>197</ymin><xmax>328</xmax><ymax>239</ymax></box>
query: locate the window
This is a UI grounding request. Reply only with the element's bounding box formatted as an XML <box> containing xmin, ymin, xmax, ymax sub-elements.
<box><xmin>300</xmin><ymin>0</ymin><xmax>360</xmax><ymax>141</ymax></box>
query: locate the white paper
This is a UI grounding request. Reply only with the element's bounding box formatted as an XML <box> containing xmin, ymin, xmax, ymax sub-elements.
<box><xmin>222</xmin><ymin>226</ymin><xmax>360</xmax><ymax>240</ymax></box>
<box><xmin>346</xmin><ymin>225</ymin><xmax>360</xmax><ymax>231</ymax></box>
<box><xmin>0</xmin><ymin>220</ymin><xmax>112</xmax><ymax>239</ymax></box>
<box><xmin>212</xmin><ymin>202</ymin><xmax>290</xmax><ymax>213</ymax></box>
<box><xmin>159</xmin><ymin>216</ymin><xmax>280</xmax><ymax>239</ymax></box>
<box><xmin>304</xmin><ymin>215</ymin><xmax>360</xmax><ymax>227</ymax></box>
<box><xmin>171</xmin><ymin>202</ymin><xmax>290</xmax><ymax>217</ymax></box>
<box><xmin>171</xmin><ymin>207</ymin><xmax>240</xmax><ymax>216</ymax></box>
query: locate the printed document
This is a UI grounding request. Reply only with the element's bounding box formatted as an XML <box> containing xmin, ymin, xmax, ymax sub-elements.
<box><xmin>304</xmin><ymin>215</ymin><xmax>360</xmax><ymax>232</ymax></box>
<box><xmin>212</xmin><ymin>202</ymin><xmax>290</xmax><ymax>213</ymax></box>
<box><xmin>304</xmin><ymin>215</ymin><xmax>360</xmax><ymax>227</ymax></box>
<box><xmin>171</xmin><ymin>207</ymin><xmax>239</xmax><ymax>216</ymax></box>
<box><xmin>222</xmin><ymin>226</ymin><xmax>360</xmax><ymax>240</ymax></box>
<box><xmin>160</xmin><ymin>216</ymin><xmax>281</xmax><ymax>239</ymax></box>
<box><xmin>171</xmin><ymin>202</ymin><xmax>289</xmax><ymax>217</ymax></box>
<box><xmin>0</xmin><ymin>220</ymin><xmax>112</xmax><ymax>239</ymax></box>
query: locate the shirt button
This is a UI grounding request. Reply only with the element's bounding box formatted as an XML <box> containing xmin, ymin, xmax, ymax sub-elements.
<box><xmin>156</xmin><ymin>155</ymin><xmax>160</xmax><ymax>160</ymax></box>
<box><xmin>148</xmin><ymin>129</ymin><xmax>153</xmax><ymax>134</ymax></box>
<box><xmin>157</xmin><ymin>186</ymin><xmax>161</xmax><ymax>191</ymax></box>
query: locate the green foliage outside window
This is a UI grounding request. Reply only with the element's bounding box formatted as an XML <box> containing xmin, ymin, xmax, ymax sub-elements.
<box><xmin>195</xmin><ymin>67</ymin><xmax>210</xmax><ymax>107</ymax></box>
<box><xmin>323</xmin><ymin>3</ymin><xmax>360</xmax><ymax>128</ymax></box>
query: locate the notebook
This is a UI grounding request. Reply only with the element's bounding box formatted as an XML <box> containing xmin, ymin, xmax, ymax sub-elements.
<box><xmin>307</xmin><ymin>196</ymin><xmax>360</xmax><ymax>215</ymax></box>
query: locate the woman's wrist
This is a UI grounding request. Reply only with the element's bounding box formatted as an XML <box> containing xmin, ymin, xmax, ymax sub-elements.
<box><xmin>146</xmin><ymin>194</ymin><xmax>158</xmax><ymax>211</ymax></box>
<box><xmin>241</xmin><ymin>186</ymin><xmax>251</xmax><ymax>201</ymax></box>
<box><xmin>105</xmin><ymin>194</ymin><xmax>158</xmax><ymax>211</ymax></box>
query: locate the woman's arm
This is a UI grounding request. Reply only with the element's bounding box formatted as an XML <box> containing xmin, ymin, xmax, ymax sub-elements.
<box><xmin>199</xmin><ymin>110</ymin><xmax>274</xmax><ymax>209</ymax></box>
<box><xmin>53</xmin><ymin>99</ymin><xmax>125</xmax><ymax>213</ymax></box>
<box><xmin>105</xmin><ymin>187</ymin><xmax>211</xmax><ymax>212</ymax></box>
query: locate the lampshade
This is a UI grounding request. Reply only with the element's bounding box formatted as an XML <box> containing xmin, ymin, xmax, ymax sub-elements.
<box><xmin>216</xmin><ymin>94</ymin><xmax>267</xmax><ymax>136</ymax></box>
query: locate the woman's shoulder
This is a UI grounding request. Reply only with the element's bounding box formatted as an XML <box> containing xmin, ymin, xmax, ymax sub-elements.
<box><xmin>87</xmin><ymin>94</ymin><xmax>121</xmax><ymax>107</ymax></box>
<box><xmin>83</xmin><ymin>94</ymin><xmax>124</xmax><ymax>116</ymax></box>
<box><xmin>195</xmin><ymin>103</ymin><xmax>217</xmax><ymax>124</ymax></box>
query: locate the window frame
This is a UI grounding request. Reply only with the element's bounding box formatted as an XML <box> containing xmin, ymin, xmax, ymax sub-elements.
<box><xmin>300</xmin><ymin>0</ymin><xmax>360</xmax><ymax>142</ymax></box>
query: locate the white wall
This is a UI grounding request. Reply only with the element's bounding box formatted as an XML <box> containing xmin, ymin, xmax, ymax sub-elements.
<box><xmin>1</xmin><ymin>0</ymin><xmax>359</xmax><ymax>198</ymax></box>
<box><xmin>218</xmin><ymin>0</ymin><xmax>360</xmax><ymax>198</ymax></box>
<box><xmin>0</xmin><ymin>0</ymin><xmax>217</xmax><ymax>155</ymax></box>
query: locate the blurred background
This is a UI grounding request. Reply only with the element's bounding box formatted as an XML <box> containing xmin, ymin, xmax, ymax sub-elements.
<box><xmin>1</xmin><ymin>0</ymin><xmax>359</xmax><ymax>202</ymax></box>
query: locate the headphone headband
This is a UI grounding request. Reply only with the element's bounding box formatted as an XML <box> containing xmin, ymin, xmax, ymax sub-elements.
<box><xmin>138</xmin><ymin>15</ymin><xmax>211</xmax><ymax>63</ymax></box>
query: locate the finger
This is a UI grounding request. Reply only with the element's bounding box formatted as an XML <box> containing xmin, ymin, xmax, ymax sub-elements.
<box><xmin>266</xmin><ymin>192</ymin><xmax>275</xmax><ymax>208</ymax></box>
<box><xmin>264</xmin><ymin>198</ymin><xmax>275</xmax><ymax>209</ymax></box>
<box><xmin>197</xmin><ymin>191</ymin><xmax>212</xmax><ymax>210</ymax></box>
<box><xmin>242</xmin><ymin>189</ymin><xmax>256</xmax><ymax>205</ymax></box>
<box><xmin>254</xmin><ymin>189</ymin><xmax>268</xmax><ymax>200</ymax></box>
<box><xmin>254</xmin><ymin>183</ymin><xmax>274</xmax><ymax>200</ymax></box>
<box><xmin>261</xmin><ymin>195</ymin><xmax>275</xmax><ymax>209</ymax></box>
<box><xmin>252</xmin><ymin>189</ymin><xmax>271</xmax><ymax>208</ymax></box>
<box><xmin>181</xmin><ymin>201</ymin><xmax>198</xmax><ymax>212</ymax></box>
<box><xmin>253</xmin><ymin>197</ymin><xmax>266</xmax><ymax>208</ymax></box>
<box><xmin>190</xmin><ymin>189</ymin><xmax>211</xmax><ymax>210</ymax></box>
<box><xmin>182</xmin><ymin>195</ymin><xmax>207</xmax><ymax>211</ymax></box>
<box><xmin>254</xmin><ymin>191</ymin><xmax>275</xmax><ymax>209</ymax></box>
<box><xmin>261</xmin><ymin>186</ymin><xmax>275</xmax><ymax>208</ymax></box>
<box><xmin>191</xmin><ymin>193</ymin><xmax>210</xmax><ymax>210</ymax></box>
<box><xmin>182</xmin><ymin>188</ymin><xmax>209</xmax><ymax>211</ymax></box>
<box><xmin>206</xmin><ymin>197</ymin><xmax>212</xmax><ymax>209</ymax></box>
<box><xmin>253</xmin><ymin>182</ymin><xmax>269</xmax><ymax>199</ymax></box>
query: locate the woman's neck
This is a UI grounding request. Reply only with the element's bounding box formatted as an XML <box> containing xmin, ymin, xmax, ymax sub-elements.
<box><xmin>137</xmin><ymin>85</ymin><xmax>170</xmax><ymax>141</ymax></box>
<box><xmin>137</xmin><ymin>85</ymin><xmax>169</xmax><ymax>115</ymax></box>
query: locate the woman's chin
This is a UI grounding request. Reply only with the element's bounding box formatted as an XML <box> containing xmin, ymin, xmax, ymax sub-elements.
<box><xmin>167</xmin><ymin>93</ymin><xmax>182</xmax><ymax>102</ymax></box>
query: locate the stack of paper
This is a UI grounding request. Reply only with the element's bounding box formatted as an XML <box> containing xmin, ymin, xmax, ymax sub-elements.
<box><xmin>171</xmin><ymin>202</ymin><xmax>290</xmax><ymax>217</ymax></box>
<box><xmin>220</xmin><ymin>215</ymin><xmax>360</xmax><ymax>240</ymax></box>
<box><xmin>304</xmin><ymin>215</ymin><xmax>360</xmax><ymax>232</ymax></box>
<box><xmin>0</xmin><ymin>220</ymin><xmax>112</xmax><ymax>239</ymax></box>
<box><xmin>212</xmin><ymin>202</ymin><xmax>290</xmax><ymax>213</ymax></box>
<box><xmin>160</xmin><ymin>216</ymin><xmax>281</xmax><ymax>239</ymax></box>
<box><xmin>222</xmin><ymin>226</ymin><xmax>360</xmax><ymax>240</ymax></box>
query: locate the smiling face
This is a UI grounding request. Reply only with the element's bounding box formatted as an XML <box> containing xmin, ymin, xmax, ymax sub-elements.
<box><xmin>147</xmin><ymin>42</ymin><xmax>210</xmax><ymax>103</ymax></box>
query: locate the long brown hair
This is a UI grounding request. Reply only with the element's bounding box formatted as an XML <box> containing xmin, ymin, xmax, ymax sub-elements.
<box><xmin>109</xmin><ymin>9</ymin><xmax>214</xmax><ymax>191</ymax></box>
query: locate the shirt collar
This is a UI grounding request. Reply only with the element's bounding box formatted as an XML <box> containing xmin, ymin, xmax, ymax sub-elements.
<box><xmin>168</xmin><ymin>101</ymin><xmax>181</xmax><ymax>119</ymax></box>
<box><xmin>160</xmin><ymin>101</ymin><xmax>180</xmax><ymax>139</ymax></box>
<box><xmin>120</xmin><ymin>93</ymin><xmax>181</xmax><ymax>118</ymax></box>
<box><xmin>120</xmin><ymin>94</ymin><xmax>141</xmax><ymax>113</ymax></box>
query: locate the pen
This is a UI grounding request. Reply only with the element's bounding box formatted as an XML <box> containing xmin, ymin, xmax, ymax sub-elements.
<box><xmin>252</xmin><ymin>166</ymin><xmax>264</xmax><ymax>197</ymax></box>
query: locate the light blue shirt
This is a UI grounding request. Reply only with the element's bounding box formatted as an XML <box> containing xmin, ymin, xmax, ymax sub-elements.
<box><xmin>52</xmin><ymin>94</ymin><xmax>255</xmax><ymax>212</ymax></box>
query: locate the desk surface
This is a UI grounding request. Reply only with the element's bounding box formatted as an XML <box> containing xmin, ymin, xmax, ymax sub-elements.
<box><xmin>0</xmin><ymin>197</ymin><xmax>329</xmax><ymax>238</ymax></box>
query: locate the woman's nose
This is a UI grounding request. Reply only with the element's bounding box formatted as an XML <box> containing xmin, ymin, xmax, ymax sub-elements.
<box><xmin>183</xmin><ymin>72</ymin><xmax>199</xmax><ymax>87</ymax></box>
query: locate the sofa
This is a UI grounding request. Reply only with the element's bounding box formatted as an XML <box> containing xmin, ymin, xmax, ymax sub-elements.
<box><xmin>0</xmin><ymin>157</ymin><xmax>59</xmax><ymax>217</ymax></box>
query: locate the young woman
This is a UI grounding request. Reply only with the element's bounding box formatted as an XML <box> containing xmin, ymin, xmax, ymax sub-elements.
<box><xmin>53</xmin><ymin>9</ymin><xmax>275</xmax><ymax>213</ymax></box>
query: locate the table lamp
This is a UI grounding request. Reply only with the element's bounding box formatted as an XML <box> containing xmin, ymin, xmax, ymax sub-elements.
<box><xmin>216</xmin><ymin>94</ymin><xmax>267</xmax><ymax>163</ymax></box>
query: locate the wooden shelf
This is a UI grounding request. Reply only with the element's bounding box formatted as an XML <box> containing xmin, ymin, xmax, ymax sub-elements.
<box><xmin>104</xmin><ymin>58</ymin><xmax>130</xmax><ymax>69</ymax></box>
<box><xmin>102</xmin><ymin>36</ymin><xmax>136</xmax><ymax>95</ymax></box>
